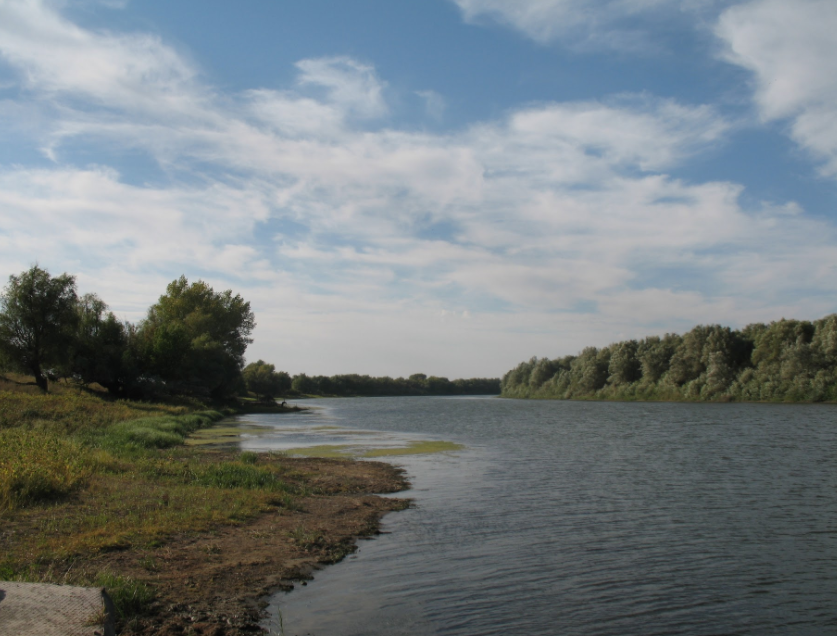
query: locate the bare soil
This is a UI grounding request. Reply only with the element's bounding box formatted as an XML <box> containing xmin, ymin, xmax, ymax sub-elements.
<box><xmin>104</xmin><ymin>457</ymin><xmax>409</xmax><ymax>635</ymax></box>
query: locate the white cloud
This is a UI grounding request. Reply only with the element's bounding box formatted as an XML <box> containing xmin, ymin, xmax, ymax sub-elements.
<box><xmin>295</xmin><ymin>56</ymin><xmax>388</xmax><ymax>120</ymax></box>
<box><xmin>246</xmin><ymin>90</ymin><xmax>344</xmax><ymax>138</ymax></box>
<box><xmin>0</xmin><ymin>1</ymin><xmax>835</xmax><ymax>376</ymax></box>
<box><xmin>716</xmin><ymin>0</ymin><xmax>837</xmax><ymax>177</ymax></box>
<box><xmin>0</xmin><ymin>0</ymin><xmax>206</xmax><ymax>119</ymax></box>
<box><xmin>450</xmin><ymin>0</ymin><xmax>733</xmax><ymax>50</ymax></box>
<box><xmin>416</xmin><ymin>90</ymin><xmax>446</xmax><ymax>121</ymax></box>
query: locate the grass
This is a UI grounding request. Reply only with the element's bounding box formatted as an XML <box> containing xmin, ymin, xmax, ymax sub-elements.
<box><xmin>94</xmin><ymin>571</ymin><xmax>156</xmax><ymax>622</ymax></box>
<box><xmin>90</xmin><ymin>410</ymin><xmax>225</xmax><ymax>451</ymax></box>
<box><xmin>0</xmin><ymin>427</ymin><xmax>92</xmax><ymax>510</ymax></box>
<box><xmin>0</xmin><ymin>380</ymin><xmax>191</xmax><ymax>435</ymax></box>
<box><xmin>0</xmin><ymin>382</ymin><xmax>315</xmax><ymax>626</ymax></box>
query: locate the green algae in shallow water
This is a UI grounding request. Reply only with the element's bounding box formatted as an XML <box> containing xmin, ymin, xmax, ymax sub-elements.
<box><xmin>185</xmin><ymin>424</ymin><xmax>272</xmax><ymax>446</ymax></box>
<box><xmin>284</xmin><ymin>445</ymin><xmax>354</xmax><ymax>458</ymax></box>
<box><xmin>283</xmin><ymin>440</ymin><xmax>465</xmax><ymax>458</ymax></box>
<box><xmin>361</xmin><ymin>440</ymin><xmax>464</xmax><ymax>457</ymax></box>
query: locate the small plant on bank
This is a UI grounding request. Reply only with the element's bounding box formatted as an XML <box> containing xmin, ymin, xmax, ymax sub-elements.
<box><xmin>240</xmin><ymin>450</ymin><xmax>258</xmax><ymax>464</ymax></box>
<box><xmin>94</xmin><ymin>571</ymin><xmax>156</xmax><ymax>623</ymax></box>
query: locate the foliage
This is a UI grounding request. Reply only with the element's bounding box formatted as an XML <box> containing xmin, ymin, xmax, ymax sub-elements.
<box><xmin>137</xmin><ymin>276</ymin><xmax>255</xmax><ymax>399</ymax></box>
<box><xmin>243</xmin><ymin>359</ymin><xmax>292</xmax><ymax>400</ymax></box>
<box><xmin>501</xmin><ymin>315</ymin><xmax>837</xmax><ymax>403</ymax></box>
<box><xmin>289</xmin><ymin>372</ymin><xmax>500</xmax><ymax>397</ymax></box>
<box><xmin>0</xmin><ymin>265</ymin><xmax>78</xmax><ymax>391</ymax></box>
<box><xmin>0</xmin><ymin>268</ymin><xmax>257</xmax><ymax>400</ymax></box>
<box><xmin>68</xmin><ymin>293</ymin><xmax>136</xmax><ymax>395</ymax></box>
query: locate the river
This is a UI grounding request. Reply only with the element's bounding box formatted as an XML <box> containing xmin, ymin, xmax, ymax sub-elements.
<box><xmin>238</xmin><ymin>396</ymin><xmax>837</xmax><ymax>636</ymax></box>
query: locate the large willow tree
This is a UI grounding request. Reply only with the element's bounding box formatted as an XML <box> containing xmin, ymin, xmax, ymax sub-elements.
<box><xmin>0</xmin><ymin>266</ymin><xmax>78</xmax><ymax>392</ymax></box>
<box><xmin>138</xmin><ymin>276</ymin><xmax>255</xmax><ymax>399</ymax></box>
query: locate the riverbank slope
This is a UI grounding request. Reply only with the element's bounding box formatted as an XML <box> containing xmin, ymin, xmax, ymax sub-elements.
<box><xmin>0</xmin><ymin>378</ymin><xmax>410</xmax><ymax>634</ymax></box>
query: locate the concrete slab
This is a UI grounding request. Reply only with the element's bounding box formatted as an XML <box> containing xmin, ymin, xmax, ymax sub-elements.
<box><xmin>0</xmin><ymin>582</ymin><xmax>115</xmax><ymax>636</ymax></box>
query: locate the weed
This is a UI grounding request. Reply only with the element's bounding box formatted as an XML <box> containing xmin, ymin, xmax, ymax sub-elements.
<box><xmin>138</xmin><ymin>555</ymin><xmax>158</xmax><ymax>571</ymax></box>
<box><xmin>240</xmin><ymin>450</ymin><xmax>258</xmax><ymax>464</ymax></box>
<box><xmin>189</xmin><ymin>463</ymin><xmax>290</xmax><ymax>491</ymax></box>
<box><xmin>268</xmin><ymin>608</ymin><xmax>286</xmax><ymax>636</ymax></box>
<box><xmin>94</xmin><ymin>571</ymin><xmax>156</xmax><ymax>622</ymax></box>
<box><xmin>0</xmin><ymin>427</ymin><xmax>91</xmax><ymax>510</ymax></box>
<box><xmin>288</xmin><ymin>526</ymin><xmax>325</xmax><ymax>551</ymax></box>
<box><xmin>270</xmin><ymin>493</ymin><xmax>303</xmax><ymax>511</ymax></box>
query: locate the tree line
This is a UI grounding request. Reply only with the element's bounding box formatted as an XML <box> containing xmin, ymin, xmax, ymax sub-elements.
<box><xmin>287</xmin><ymin>373</ymin><xmax>500</xmax><ymax>397</ymax></box>
<box><xmin>0</xmin><ymin>266</ymin><xmax>255</xmax><ymax>399</ymax></box>
<box><xmin>0</xmin><ymin>266</ymin><xmax>500</xmax><ymax>400</ymax></box>
<box><xmin>501</xmin><ymin>315</ymin><xmax>837</xmax><ymax>402</ymax></box>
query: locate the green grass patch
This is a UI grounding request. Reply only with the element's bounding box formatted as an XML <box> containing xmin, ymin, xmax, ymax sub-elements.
<box><xmin>0</xmin><ymin>427</ymin><xmax>92</xmax><ymax>510</ymax></box>
<box><xmin>189</xmin><ymin>462</ymin><xmax>291</xmax><ymax>491</ymax></box>
<box><xmin>0</xmin><ymin>389</ymin><xmax>189</xmax><ymax>434</ymax></box>
<box><xmin>93</xmin><ymin>410</ymin><xmax>225</xmax><ymax>451</ymax></box>
<box><xmin>94</xmin><ymin>571</ymin><xmax>156</xmax><ymax>622</ymax></box>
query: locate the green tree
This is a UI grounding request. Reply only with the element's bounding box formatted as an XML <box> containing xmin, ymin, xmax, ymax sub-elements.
<box><xmin>0</xmin><ymin>266</ymin><xmax>78</xmax><ymax>392</ymax></box>
<box><xmin>636</xmin><ymin>334</ymin><xmax>680</xmax><ymax>384</ymax></box>
<box><xmin>570</xmin><ymin>347</ymin><xmax>609</xmax><ymax>395</ymax></box>
<box><xmin>607</xmin><ymin>340</ymin><xmax>641</xmax><ymax>385</ymax></box>
<box><xmin>530</xmin><ymin>357</ymin><xmax>559</xmax><ymax>390</ymax></box>
<box><xmin>291</xmin><ymin>373</ymin><xmax>316</xmax><ymax>395</ymax></box>
<box><xmin>138</xmin><ymin>276</ymin><xmax>255</xmax><ymax>398</ymax></box>
<box><xmin>243</xmin><ymin>360</ymin><xmax>291</xmax><ymax>401</ymax></box>
<box><xmin>69</xmin><ymin>293</ymin><xmax>132</xmax><ymax>395</ymax></box>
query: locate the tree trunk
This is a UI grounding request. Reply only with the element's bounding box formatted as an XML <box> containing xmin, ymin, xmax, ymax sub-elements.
<box><xmin>32</xmin><ymin>367</ymin><xmax>48</xmax><ymax>392</ymax></box>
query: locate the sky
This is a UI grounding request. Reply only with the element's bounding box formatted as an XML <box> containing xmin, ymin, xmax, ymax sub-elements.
<box><xmin>0</xmin><ymin>0</ymin><xmax>836</xmax><ymax>379</ymax></box>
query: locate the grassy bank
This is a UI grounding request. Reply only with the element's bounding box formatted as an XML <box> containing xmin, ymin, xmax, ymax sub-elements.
<box><xmin>0</xmin><ymin>378</ymin><xmax>396</xmax><ymax>633</ymax></box>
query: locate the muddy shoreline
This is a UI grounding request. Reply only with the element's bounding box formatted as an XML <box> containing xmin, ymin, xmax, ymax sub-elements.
<box><xmin>105</xmin><ymin>456</ymin><xmax>409</xmax><ymax>635</ymax></box>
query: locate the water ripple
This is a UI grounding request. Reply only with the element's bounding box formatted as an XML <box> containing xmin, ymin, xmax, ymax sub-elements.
<box><xmin>264</xmin><ymin>398</ymin><xmax>837</xmax><ymax>636</ymax></box>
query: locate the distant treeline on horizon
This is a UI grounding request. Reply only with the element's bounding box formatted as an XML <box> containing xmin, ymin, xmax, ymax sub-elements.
<box><xmin>289</xmin><ymin>372</ymin><xmax>500</xmax><ymax>397</ymax></box>
<box><xmin>502</xmin><ymin>314</ymin><xmax>837</xmax><ymax>403</ymax></box>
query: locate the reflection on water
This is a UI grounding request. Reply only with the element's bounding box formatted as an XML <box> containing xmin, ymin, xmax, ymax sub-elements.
<box><xmin>256</xmin><ymin>397</ymin><xmax>837</xmax><ymax>636</ymax></box>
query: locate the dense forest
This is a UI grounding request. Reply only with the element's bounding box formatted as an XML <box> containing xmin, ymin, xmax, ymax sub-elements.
<box><xmin>501</xmin><ymin>315</ymin><xmax>837</xmax><ymax>402</ymax></box>
<box><xmin>0</xmin><ymin>266</ymin><xmax>499</xmax><ymax>400</ymax></box>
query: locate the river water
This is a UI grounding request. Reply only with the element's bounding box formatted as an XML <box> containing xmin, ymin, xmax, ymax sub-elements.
<box><xmin>249</xmin><ymin>396</ymin><xmax>837</xmax><ymax>636</ymax></box>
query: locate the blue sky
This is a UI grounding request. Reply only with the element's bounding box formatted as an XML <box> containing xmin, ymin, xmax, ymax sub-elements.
<box><xmin>1</xmin><ymin>0</ymin><xmax>836</xmax><ymax>378</ymax></box>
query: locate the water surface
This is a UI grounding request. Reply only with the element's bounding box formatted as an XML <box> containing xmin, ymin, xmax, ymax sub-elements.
<box><xmin>258</xmin><ymin>397</ymin><xmax>837</xmax><ymax>636</ymax></box>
